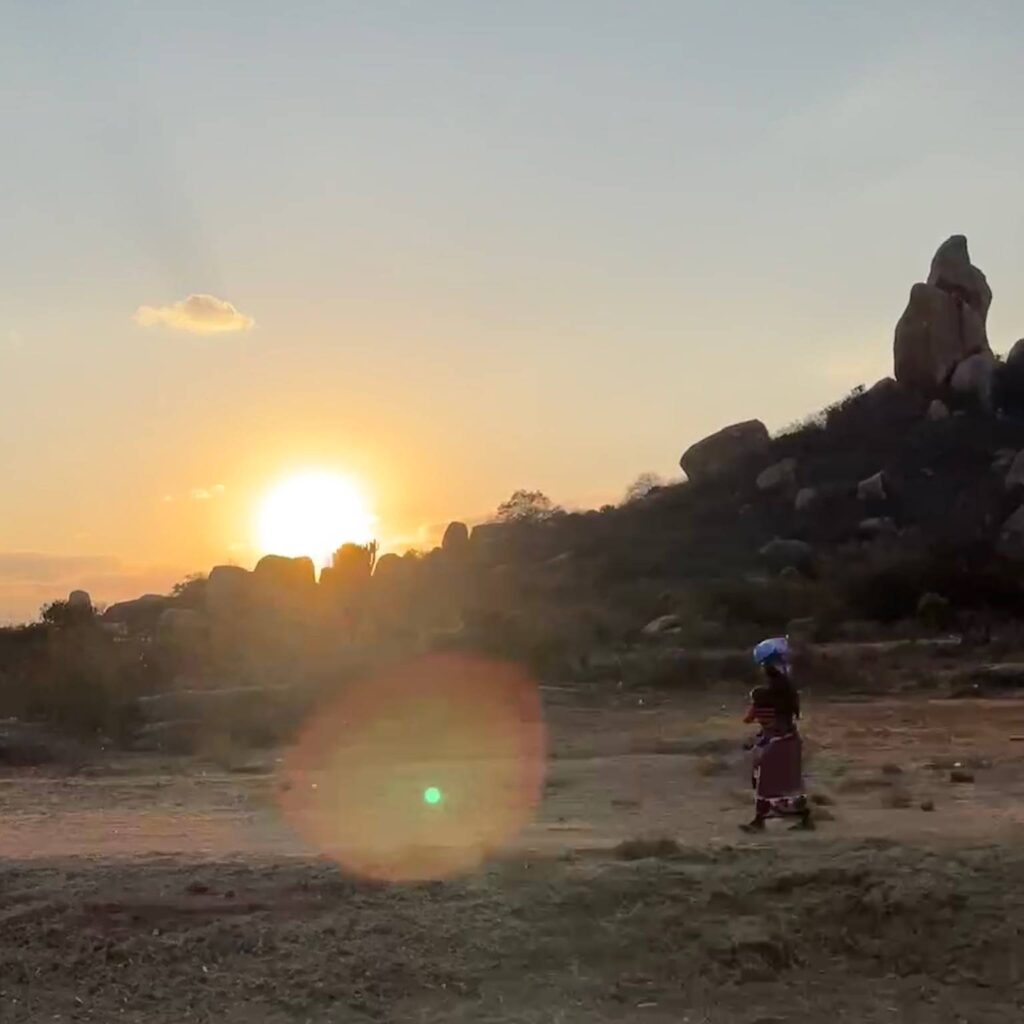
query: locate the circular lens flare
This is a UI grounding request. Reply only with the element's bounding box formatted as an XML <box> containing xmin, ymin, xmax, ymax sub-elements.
<box><xmin>281</xmin><ymin>654</ymin><xmax>546</xmax><ymax>882</ymax></box>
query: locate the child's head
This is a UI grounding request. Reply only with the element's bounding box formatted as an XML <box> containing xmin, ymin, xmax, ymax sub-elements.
<box><xmin>749</xmin><ymin>684</ymin><xmax>773</xmax><ymax>707</ymax></box>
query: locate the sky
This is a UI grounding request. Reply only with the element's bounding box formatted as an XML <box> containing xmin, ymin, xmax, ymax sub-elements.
<box><xmin>2</xmin><ymin>0</ymin><xmax>1024</xmax><ymax>621</ymax></box>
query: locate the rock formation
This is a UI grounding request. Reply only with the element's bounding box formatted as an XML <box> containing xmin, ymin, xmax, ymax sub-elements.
<box><xmin>442</xmin><ymin>521</ymin><xmax>470</xmax><ymax>554</ymax></box>
<box><xmin>894</xmin><ymin>235</ymin><xmax>991</xmax><ymax>394</ymax></box>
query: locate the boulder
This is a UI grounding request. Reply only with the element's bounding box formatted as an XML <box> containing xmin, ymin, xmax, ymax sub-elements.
<box><xmin>997</xmin><ymin>504</ymin><xmax>1024</xmax><ymax>559</ymax></box>
<box><xmin>758</xmin><ymin>538</ymin><xmax>814</xmax><ymax>573</ymax></box>
<box><xmin>1007</xmin><ymin>339</ymin><xmax>1024</xmax><ymax>369</ymax></box>
<box><xmin>205</xmin><ymin>565</ymin><xmax>252</xmax><ymax>615</ymax></box>
<box><xmin>253</xmin><ymin>554</ymin><xmax>316</xmax><ymax>590</ymax></box>
<box><xmin>372</xmin><ymin>552</ymin><xmax>404</xmax><ymax>583</ymax></box>
<box><xmin>442</xmin><ymin>521</ymin><xmax>470</xmax><ymax>554</ymax></box>
<box><xmin>641</xmin><ymin>614</ymin><xmax>683</xmax><ymax>638</ymax></box>
<box><xmin>926</xmin><ymin>234</ymin><xmax>992</xmax><ymax>323</ymax></box>
<box><xmin>857</xmin><ymin>471</ymin><xmax>888</xmax><ymax>503</ymax></box>
<box><xmin>927</xmin><ymin>399</ymin><xmax>950</xmax><ymax>421</ymax></box>
<box><xmin>67</xmin><ymin>589</ymin><xmax>92</xmax><ymax>612</ymax></box>
<box><xmin>950</xmin><ymin>351</ymin><xmax>996</xmax><ymax>411</ymax></box>
<box><xmin>894</xmin><ymin>282</ymin><xmax>988</xmax><ymax>392</ymax></box>
<box><xmin>103</xmin><ymin>594</ymin><xmax>168</xmax><ymax>632</ymax></box>
<box><xmin>794</xmin><ymin>487</ymin><xmax>818</xmax><ymax>512</ymax></box>
<box><xmin>679</xmin><ymin>419</ymin><xmax>770</xmax><ymax>482</ymax></box>
<box><xmin>756</xmin><ymin>457</ymin><xmax>797</xmax><ymax>492</ymax></box>
<box><xmin>858</xmin><ymin>517</ymin><xmax>898</xmax><ymax>539</ymax></box>
<box><xmin>1005</xmin><ymin>452</ymin><xmax>1024</xmax><ymax>490</ymax></box>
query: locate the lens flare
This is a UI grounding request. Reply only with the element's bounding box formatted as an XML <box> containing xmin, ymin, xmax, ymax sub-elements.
<box><xmin>281</xmin><ymin>654</ymin><xmax>546</xmax><ymax>882</ymax></box>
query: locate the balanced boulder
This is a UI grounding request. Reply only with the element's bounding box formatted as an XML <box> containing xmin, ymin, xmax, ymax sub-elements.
<box><xmin>893</xmin><ymin>236</ymin><xmax>991</xmax><ymax>393</ymax></box>
<box><xmin>680</xmin><ymin>420</ymin><xmax>769</xmax><ymax>482</ymax></box>
<box><xmin>927</xmin><ymin>234</ymin><xmax>992</xmax><ymax>323</ymax></box>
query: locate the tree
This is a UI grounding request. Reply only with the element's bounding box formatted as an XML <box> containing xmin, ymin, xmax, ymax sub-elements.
<box><xmin>623</xmin><ymin>472</ymin><xmax>665</xmax><ymax>504</ymax></box>
<box><xmin>171</xmin><ymin>573</ymin><xmax>208</xmax><ymax>609</ymax></box>
<box><xmin>40</xmin><ymin>599</ymin><xmax>95</xmax><ymax>629</ymax></box>
<box><xmin>495</xmin><ymin>490</ymin><xmax>561</xmax><ymax>524</ymax></box>
<box><xmin>329</xmin><ymin>541</ymin><xmax>378</xmax><ymax>586</ymax></box>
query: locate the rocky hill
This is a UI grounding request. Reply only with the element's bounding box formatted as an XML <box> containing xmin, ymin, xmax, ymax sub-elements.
<box><xmin>7</xmin><ymin>234</ymin><xmax>1024</xmax><ymax>751</ymax></box>
<box><xmin>66</xmin><ymin>236</ymin><xmax>1024</xmax><ymax>644</ymax></box>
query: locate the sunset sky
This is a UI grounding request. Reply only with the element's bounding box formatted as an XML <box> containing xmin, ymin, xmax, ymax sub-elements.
<box><xmin>2</xmin><ymin>1</ymin><xmax>1024</xmax><ymax>621</ymax></box>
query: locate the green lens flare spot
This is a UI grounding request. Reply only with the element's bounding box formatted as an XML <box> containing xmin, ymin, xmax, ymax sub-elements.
<box><xmin>423</xmin><ymin>786</ymin><xmax>443</xmax><ymax>806</ymax></box>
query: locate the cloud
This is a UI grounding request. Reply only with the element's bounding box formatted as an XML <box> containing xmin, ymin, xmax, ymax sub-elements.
<box><xmin>163</xmin><ymin>484</ymin><xmax>227</xmax><ymax>503</ymax></box>
<box><xmin>0</xmin><ymin>552</ymin><xmax>188</xmax><ymax>625</ymax></box>
<box><xmin>0</xmin><ymin>553</ymin><xmax>120</xmax><ymax>583</ymax></box>
<box><xmin>134</xmin><ymin>294</ymin><xmax>254</xmax><ymax>334</ymax></box>
<box><xmin>189</xmin><ymin>484</ymin><xmax>226</xmax><ymax>501</ymax></box>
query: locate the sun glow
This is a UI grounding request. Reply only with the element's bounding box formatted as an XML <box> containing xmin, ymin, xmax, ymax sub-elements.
<box><xmin>256</xmin><ymin>470</ymin><xmax>376</xmax><ymax>567</ymax></box>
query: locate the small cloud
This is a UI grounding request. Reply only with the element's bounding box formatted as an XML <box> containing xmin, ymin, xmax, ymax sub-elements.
<box><xmin>162</xmin><ymin>484</ymin><xmax>227</xmax><ymax>503</ymax></box>
<box><xmin>134</xmin><ymin>294</ymin><xmax>254</xmax><ymax>335</ymax></box>
<box><xmin>189</xmin><ymin>484</ymin><xmax>227</xmax><ymax>502</ymax></box>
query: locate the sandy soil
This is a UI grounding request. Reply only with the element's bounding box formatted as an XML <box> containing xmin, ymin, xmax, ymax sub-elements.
<box><xmin>3</xmin><ymin>690</ymin><xmax>1024</xmax><ymax>1021</ymax></box>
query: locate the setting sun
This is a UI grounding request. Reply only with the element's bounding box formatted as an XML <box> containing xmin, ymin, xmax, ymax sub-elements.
<box><xmin>256</xmin><ymin>470</ymin><xmax>376</xmax><ymax>567</ymax></box>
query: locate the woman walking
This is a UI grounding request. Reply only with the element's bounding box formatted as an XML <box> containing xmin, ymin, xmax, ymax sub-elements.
<box><xmin>741</xmin><ymin>637</ymin><xmax>812</xmax><ymax>833</ymax></box>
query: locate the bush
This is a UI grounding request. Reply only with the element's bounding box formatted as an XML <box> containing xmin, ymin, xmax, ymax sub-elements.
<box><xmin>0</xmin><ymin>621</ymin><xmax>157</xmax><ymax>742</ymax></box>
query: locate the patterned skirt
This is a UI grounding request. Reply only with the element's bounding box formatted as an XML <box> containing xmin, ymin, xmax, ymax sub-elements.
<box><xmin>752</xmin><ymin>731</ymin><xmax>807</xmax><ymax>818</ymax></box>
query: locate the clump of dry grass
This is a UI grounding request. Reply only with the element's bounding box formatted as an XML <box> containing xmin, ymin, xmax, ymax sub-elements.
<box><xmin>695</xmin><ymin>754</ymin><xmax>732</xmax><ymax>777</ymax></box>
<box><xmin>614</xmin><ymin>837</ymin><xmax>682</xmax><ymax>861</ymax></box>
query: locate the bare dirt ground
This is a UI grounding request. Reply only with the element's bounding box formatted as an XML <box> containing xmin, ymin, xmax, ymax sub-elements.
<box><xmin>4</xmin><ymin>686</ymin><xmax>1024</xmax><ymax>1022</ymax></box>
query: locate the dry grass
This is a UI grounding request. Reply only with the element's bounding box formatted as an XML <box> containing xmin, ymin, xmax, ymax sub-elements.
<box><xmin>3</xmin><ymin>843</ymin><xmax>1024</xmax><ymax>1022</ymax></box>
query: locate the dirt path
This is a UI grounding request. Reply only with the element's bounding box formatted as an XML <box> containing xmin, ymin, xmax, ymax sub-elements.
<box><xmin>4</xmin><ymin>694</ymin><xmax>1024</xmax><ymax>1021</ymax></box>
<box><xmin>3</xmin><ymin>695</ymin><xmax>1024</xmax><ymax>860</ymax></box>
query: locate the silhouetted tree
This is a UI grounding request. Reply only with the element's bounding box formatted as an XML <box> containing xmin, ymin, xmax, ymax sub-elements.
<box><xmin>495</xmin><ymin>490</ymin><xmax>561</xmax><ymax>524</ymax></box>
<box><xmin>40</xmin><ymin>599</ymin><xmax>95</xmax><ymax>629</ymax></box>
<box><xmin>623</xmin><ymin>472</ymin><xmax>664</xmax><ymax>503</ymax></box>
<box><xmin>171</xmin><ymin>573</ymin><xmax>208</xmax><ymax>609</ymax></box>
<box><xmin>327</xmin><ymin>541</ymin><xmax>378</xmax><ymax>589</ymax></box>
